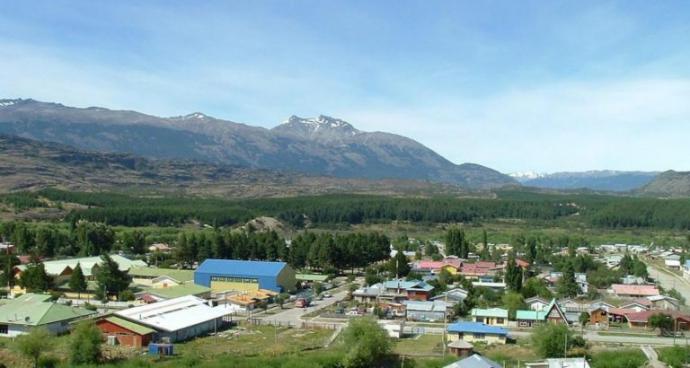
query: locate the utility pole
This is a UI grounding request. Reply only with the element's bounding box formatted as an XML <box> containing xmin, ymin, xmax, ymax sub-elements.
<box><xmin>564</xmin><ymin>331</ymin><xmax>568</xmax><ymax>358</ymax></box>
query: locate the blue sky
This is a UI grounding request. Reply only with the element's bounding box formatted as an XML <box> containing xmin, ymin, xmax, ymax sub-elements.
<box><xmin>1</xmin><ymin>1</ymin><xmax>689</xmax><ymax>173</ymax></box>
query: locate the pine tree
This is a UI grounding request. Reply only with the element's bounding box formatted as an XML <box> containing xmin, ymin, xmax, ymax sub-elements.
<box><xmin>19</xmin><ymin>262</ymin><xmax>53</xmax><ymax>292</ymax></box>
<box><xmin>557</xmin><ymin>262</ymin><xmax>579</xmax><ymax>297</ymax></box>
<box><xmin>95</xmin><ymin>254</ymin><xmax>131</xmax><ymax>300</ymax></box>
<box><xmin>388</xmin><ymin>250</ymin><xmax>411</xmax><ymax>278</ymax></box>
<box><xmin>69</xmin><ymin>262</ymin><xmax>87</xmax><ymax>298</ymax></box>
<box><xmin>505</xmin><ymin>254</ymin><xmax>522</xmax><ymax>291</ymax></box>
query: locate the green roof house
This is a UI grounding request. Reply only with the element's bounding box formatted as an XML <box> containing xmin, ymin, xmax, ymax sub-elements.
<box><xmin>470</xmin><ymin>308</ymin><xmax>508</xmax><ymax>327</ymax></box>
<box><xmin>0</xmin><ymin>293</ymin><xmax>96</xmax><ymax>337</ymax></box>
<box><xmin>515</xmin><ymin>299</ymin><xmax>568</xmax><ymax>327</ymax></box>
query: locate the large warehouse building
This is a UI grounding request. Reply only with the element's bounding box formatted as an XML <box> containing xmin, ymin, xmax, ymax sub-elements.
<box><xmin>194</xmin><ymin>259</ymin><xmax>297</xmax><ymax>293</ymax></box>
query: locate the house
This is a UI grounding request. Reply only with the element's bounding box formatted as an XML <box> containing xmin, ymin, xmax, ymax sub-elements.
<box><xmin>0</xmin><ymin>242</ymin><xmax>15</xmax><ymax>254</ymax></box>
<box><xmin>383</xmin><ymin>279</ymin><xmax>435</xmax><ymax>301</ymax></box>
<box><xmin>431</xmin><ymin>288</ymin><xmax>469</xmax><ymax>306</ymax></box>
<box><xmin>0</xmin><ymin>293</ymin><xmax>95</xmax><ymax>337</ymax></box>
<box><xmin>665</xmin><ymin>259</ymin><xmax>681</xmax><ymax>270</ymax></box>
<box><xmin>352</xmin><ymin>283</ymin><xmax>389</xmax><ymax>303</ymax></box>
<box><xmin>404</xmin><ymin>300</ymin><xmax>450</xmax><ymax>322</ymax></box>
<box><xmin>460</xmin><ymin>262</ymin><xmax>496</xmax><ymax>279</ymax></box>
<box><xmin>137</xmin><ymin>282</ymin><xmax>212</xmax><ymax>302</ymax></box>
<box><xmin>525</xmin><ymin>297</ymin><xmax>549</xmax><ymax>311</ymax></box>
<box><xmin>447</xmin><ymin>340</ymin><xmax>474</xmax><ymax>358</ymax></box>
<box><xmin>526</xmin><ymin>358</ymin><xmax>591</xmax><ymax>368</ymax></box>
<box><xmin>148</xmin><ymin>243</ymin><xmax>172</xmax><ymax>253</ymax></box>
<box><xmin>647</xmin><ymin>295</ymin><xmax>680</xmax><ymax>311</ymax></box>
<box><xmin>14</xmin><ymin>255</ymin><xmax>146</xmax><ymax>283</ymax></box>
<box><xmin>113</xmin><ymin>295</ymin><xmax>233</xmax><ymax>342</ymax></box>
<box><xmin>623</xmin><ymin>310</ymin><xmax>690</xmax><ymax>330</ymax></box>
<box><xmin>444</xmin><ymin>354</ymin><xmax>502</xmax><ymax>368</ymax></box>
<box><xmin>619</xmin><ymin>299</ymin><xmax>651</xmax><ymax>312</ymax></box>
<box><xmin>470</xmin><ymin>308</ymin><xmax>508</xmax><ymax>326</ymax></box>
<box><xmin>194</xmin><ymin>259</ymin><xmax>297</xmax><ymax>293</ymax></box>
<box><xmin>222</xmin><ymin>289</ymin><xmax>277</xmax><ymax>310</ymax></box>
<box><xmin>621</xmin><ymin>275</ymin><xmax>646</xmax><ymax>285</ymax></box>
<box><xmin>515</xmin><ymin>299</ymin><xmax>568</xmax><ymax>327</ymax></box>
<box><xmin>150</xmin><ymin>275</ymin><xmax>181</xmax><ymax>289</ymax></box>
<box><xmin>96</xmin><ymin>316</ymin><xmax>156</xmax><ymax>348</ymax></box>
<box><xmin>471</xmin><ymin>281</ymin><xmax>506</xmax><ymax>291</ymax></box>
<box><xmin>129</xmin><ymin>267</ymin><xmax>195</xmax><ymax>287</ymax></box>
<box><xmin>378</xmin><ymin>320</ymin><xmax>405</xmax><ymax>338</ymax></box>
<box><xmin>610</xmin><ymin>284</ymin><xmax>660</xmax><ymax>298</ymax></box>
<box><xmin>447</xmin><ymin>322</ymin><xmax>508</xmax><ymax>345</ymax></box>
<box><xmin>575</xmin><ymin>273</ymin><xmax>588</xmax><ymax>294</ymax></box>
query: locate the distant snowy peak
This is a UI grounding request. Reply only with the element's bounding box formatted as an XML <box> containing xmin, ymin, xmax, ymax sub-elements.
<box><xmin>0</xmin><ymin>99</ymin><xmax>21</xmax><ymax>107</ymax></box>
<box><xmin>273</xmin><ymin>115</ymin><xmax>360</xmax><ymax>140</ymax></box>
<box><xmin>171</xmin><ymin>112</ymin><xmax>212</xmax><ymax>120</ymax></box>
<box><xmin>510</xmin><ymin>171</ymin><xmax>545</xmax><ymax>181</ymax></box>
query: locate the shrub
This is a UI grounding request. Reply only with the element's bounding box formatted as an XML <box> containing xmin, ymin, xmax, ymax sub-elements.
<box><xmin>592</xmin><ymin>349</ymin><xmax>647</xmax><ymax>368</ymax></box>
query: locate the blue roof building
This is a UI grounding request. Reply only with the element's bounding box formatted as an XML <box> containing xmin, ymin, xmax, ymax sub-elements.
<box><xmin>447</xmin><ymin>321</ymin><xmax>508</xmax><ymax>345</ymax></box>
<box><xmin>194</xmin><ymin>259</ymin><xmax>296</xmax><ymax>293</ymax></box>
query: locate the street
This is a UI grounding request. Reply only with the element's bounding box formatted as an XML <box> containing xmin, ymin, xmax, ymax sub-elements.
<box><xmin>260</xmin><ymin>289</ymin><xmax>349</xmax><ymax>325</ymax></box>
<box><xmin>646</xmin><ymin>261</ymin><xmax>690</xmax><ymax>301</ymax></box>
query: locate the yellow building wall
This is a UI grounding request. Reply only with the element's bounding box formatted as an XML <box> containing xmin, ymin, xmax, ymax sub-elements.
<box><xmin>210</xmin><ymin>280</ymin><xmax>259</xmax><ymax>292</ymax></box>
<box><xmin>441</xmin><ymin>265</ymin><xmax>459</xmax><ymax>275</ymax></box>
<box><xmin>475</xmin><ymin>316</ymin><xmax>507</xmax><ymax>326</ymax></box>
<box><xmin>447</xmin><ymin>333</ymin><xmax>506</xmax><ymax>345</ymax></box>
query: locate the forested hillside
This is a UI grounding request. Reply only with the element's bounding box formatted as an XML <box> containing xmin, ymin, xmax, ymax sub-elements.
<box><xmin>5</xmin><ymin>189</ymin><xmax>690</xmax><ymax>230</ymax></box>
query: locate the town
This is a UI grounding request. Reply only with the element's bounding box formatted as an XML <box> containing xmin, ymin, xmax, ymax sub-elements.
<box><xmin>1</xmin><ymin>224</ymin><xmax>689</xmax><ymax>368</ymax></box>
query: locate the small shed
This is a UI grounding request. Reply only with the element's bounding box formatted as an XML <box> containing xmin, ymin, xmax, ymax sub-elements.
<box><xmin>97</xmin><ymin>316</ymin><xmax>156</xmax><ymax>348</ymax></box>
<box><xmin>447</xmin><ymin>340</ymin><xmax>474</xmax><ymax>357</ymax></box>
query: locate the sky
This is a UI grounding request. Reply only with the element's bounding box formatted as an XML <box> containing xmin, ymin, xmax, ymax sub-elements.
<box><xmin>1</xmin><ymin>1</ymin><xmax>690</xmax><ymax>173</ymax></box>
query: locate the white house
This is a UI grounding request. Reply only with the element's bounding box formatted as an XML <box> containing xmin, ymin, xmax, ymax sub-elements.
<box><xmin>0</xmin><ymin>294</ymin><xmax>95</xmax><ymax>337</ymax></box>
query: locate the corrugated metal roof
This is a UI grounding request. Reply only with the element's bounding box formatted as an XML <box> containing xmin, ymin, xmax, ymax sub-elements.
<box><xmin>444</xmin><ymin>354</ymin><xmax>502</xmax><ymax>368</ymax></box>
<box><xmin>196</xmin><ymin>259</ymin><xmax>287</xmax><ymax>277</ymax></box>
<box><xmin>116</xmin><ymin>295</ymin><xmax>232</xmax><ymax>332</ymax></box>
<box><xmin>470</xmin><ymin>308</ymin><xmax>508</xmax><ymax>318</ymax></box>
<box><xmin>447</xmin><ymin>321</ymin><xmax>508</xmax><ymax>335</ymax></box>
<box><xmin>104</xmin><ymin>316</ymin><xmax>156</xmax><ymax>335</ymax></box>
<box><xmin>0</xmin><ymin>293</ymin><xmax>95</xmax><ymax>326</ymax></box>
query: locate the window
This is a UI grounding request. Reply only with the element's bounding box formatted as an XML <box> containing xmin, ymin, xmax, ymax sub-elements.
<box><xmin>0</xmin><ymin>324</ymin><xmax>8</xmax><ymax>334</ymax></box>
<box><xmin>496</xmin><ymin>318</ymin><xmax>505</xmax><ymax>324</ymax></box>
<box><xmin>473</xmin><ymin>333</ymin><xmax>485</xmax><ymax>339</ymax></box>
<box><xmin>475</xmin><ymin>317</ymin><xmax>484</xmax><ymax>323</ymax></box>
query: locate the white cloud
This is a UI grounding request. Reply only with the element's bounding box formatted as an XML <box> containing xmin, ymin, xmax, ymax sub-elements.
<box><xmin>343</xmin><ymin>78</ymin><xmax>690</xmax><ymax>173</ymax></box>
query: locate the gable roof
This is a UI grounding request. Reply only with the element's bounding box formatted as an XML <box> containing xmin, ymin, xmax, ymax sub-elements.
<box><xmin>141</xmin><ymin>282</ymin><xmax>211</xmax><ymax>299</ymax></box>
<box><xmin>103</xmin><ymin>316</ymin><xmax>156</xmax><ymax>335</ymax></box>
<box><xmin>0</xmin><ymin>293</ymin><xmax>95</xmax><ymax>326</ymax></box>
<box><xmin>445</xmin><ymin>354</ymin><xmax>502</xmax><ymax>368</ymax></box>
<box><xmin>448</xmin><ymin>321</ymin><xmax>508</xmax><ymax>336</ymax></box>
<box><xmin>383</xmin><ymin>279</ymin><xmax>434</xmax><ymax>292</ymax></box>
<box><xmin>115</xmin><ymin>295</ymin><xmax>231</xmax><ymax>332</ymax></box>
<box><xmin>195</xmin><ymin>259</ymin><xmax>288</xmax><ymax>277</ymax></box>
<box><xmin>129</xmin><ymin>267</ymin><xmax>195</xmax><ymax>282</ymax></box>
<box><xmin>611</xmin><ymin>284</ymin><xmax>660</xmax><ymax>296</ymax></box>
<box><xmin>470</xmin><ymin>308</ymin><xmax>508</xmax><ymax>318</ymax></box>
<box><xmin>24</xmin><ymin>255</ymin><xmax>147</xmax><ymax>277</ymax></box>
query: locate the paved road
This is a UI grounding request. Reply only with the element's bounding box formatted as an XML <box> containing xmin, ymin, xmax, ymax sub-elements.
<box><xmin>646</xmin><ymin>262</ymin><xmax>690</xmax><ymax>300</ymax></box>
<box><xmin>260</xmin><ymin>289</ymin><xmax>349</xmax><ymax>325</ymax></box>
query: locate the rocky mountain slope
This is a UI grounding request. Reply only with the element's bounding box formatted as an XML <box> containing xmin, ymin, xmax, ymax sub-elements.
<box><xmin>0</xmin><ymin>99</ymin><xmax>515</xmax><ymax>189</ymax></box>
<box><xmin>0</xmin><ymin>134</ymin><xmax>474</xmax><ymax>197</ymax></box>
<box><xmin>512</xmin><ymin>170</ymin><xmax>658</xmax><ymax>192</ymax></box>
<box><xmin>637</xmin><ymin>171</ymin><xmax>690</xmax><ymax>197</ymax></box>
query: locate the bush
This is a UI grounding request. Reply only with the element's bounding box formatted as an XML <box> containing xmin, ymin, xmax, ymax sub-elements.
<box><xmin>658</xmin><ymin>346</ymin><xmax>690</xmax><ymax>368</ymax></box>
<box><xmin>341</xmin><ymin>317</ymin><xmax>391</xmax><ymax>368</ymax></box>
<box><xmin>119</xmin><ymin>289</ymin><xmax>136</xmax><ymax>301</ymax></box>
<box><xmin>69</xmin><ymin>320</ymin><xmax>102</xmax><ymax>365</ymax></box>
<box><xmin>531</xmin><ymin>323</ymin><xmax>586</xmax><ymax>358</ymax></box>
<box><xmin>592</xmin><ymin>349</ymin><xmax>647</xmax><ymax>368</ymax></box>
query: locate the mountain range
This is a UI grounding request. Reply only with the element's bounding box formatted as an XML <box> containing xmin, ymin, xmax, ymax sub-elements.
<box><xmin>511</xmin><ymin>170</ymin><xmax>659</xmax><ymax>192</ymax></box>
<box><xmin>0</xmin><ymin>99</ymin><xmax>515</xmax><ymax>189</ymax></box>
<box><xmin>0</xmin><ymin>134</ymin><xmax>475</xmax><ymax>197</ymax></box>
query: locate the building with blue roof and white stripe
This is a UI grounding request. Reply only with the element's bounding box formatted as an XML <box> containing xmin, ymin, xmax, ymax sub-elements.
<box><xmin>447</xmin><ymin>321</ymin><xmax>509</xmax><ymax>345</ymax></box>
<box><xmin>194</xmin><ymin>259</ymin><xmax>296</xmax><ymax>293</ymax></box>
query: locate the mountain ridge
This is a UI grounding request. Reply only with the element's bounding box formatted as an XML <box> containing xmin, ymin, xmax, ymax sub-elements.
<box><xmin>0</xmin><ymin>133</ymin><xmax>478</xmax><ymax>197</ymax></box>
<box><xmin>0</xmin><ymin>98</ymin><xmax>516</xmax><ymax>189</ymax></box>
<box><xmin>512</xmin><ymin>170</ymin><xmax>659</xmax><ymax>192</ymax></box>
